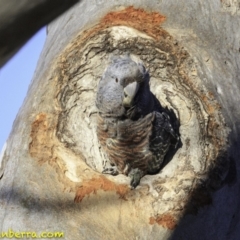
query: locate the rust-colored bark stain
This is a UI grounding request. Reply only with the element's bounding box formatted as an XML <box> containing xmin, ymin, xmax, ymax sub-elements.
<box><xmin>29</xmin><ymin>113</ymin><xmax>84</xmax><ymax>192</ymax></box>
<box><xmin>80</xmin><ymin>6</ymin><xmax>167</xmax><ymax>43</ymax></box>
<box><xmin>74</xmin><ymin>175</ymin><xmax>129</xmax><ymax>203</ymax></box>
<box><xmin>101</xmin><ymin>6</ymin><xmax>167</xmax><ymax>39</ymax></box>
<box><xmin>149</xmin><ymin>214</ymin><xmax>177</xmax><ymax>230</ymax></box>
<box><xmin>29</xmin><ymin>113</ymin><xmax>53</xmax><ymax>163</ymax></box>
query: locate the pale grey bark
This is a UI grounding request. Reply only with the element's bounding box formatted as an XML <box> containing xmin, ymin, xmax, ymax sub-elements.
<box><xmin>0</xmin><ymin>1</ymin><xmax>240</xmax><ymax>239</ymax></box>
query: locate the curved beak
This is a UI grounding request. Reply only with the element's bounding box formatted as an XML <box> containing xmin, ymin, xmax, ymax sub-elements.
<box><xmin>122</xmin><ymin>81</ymin><xmax>139</xmax><ymax>107</ymax></box>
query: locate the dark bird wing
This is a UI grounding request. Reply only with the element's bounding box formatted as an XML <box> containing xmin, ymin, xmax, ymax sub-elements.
<box><xmin>148</xmin><ymin>111</ymin><xmax>179</xmax><ymax>173</ymax></box>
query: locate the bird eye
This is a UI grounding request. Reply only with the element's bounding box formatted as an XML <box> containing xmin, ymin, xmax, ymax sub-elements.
<box><xmin>115</xmin><ymin>78</ymin><xmax>118</xmax><ymax>83</ymax></box>
<box><xmin>124</xmin><ymin>92</ymin><xmax>128</xmax><ymax>97</ymax></box>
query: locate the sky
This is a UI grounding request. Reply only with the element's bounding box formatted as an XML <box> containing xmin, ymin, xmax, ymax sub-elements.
<box><xmin>0</xmin><ymin>27</ymin><xmax>46</xmax><ymax>151</ymax></box>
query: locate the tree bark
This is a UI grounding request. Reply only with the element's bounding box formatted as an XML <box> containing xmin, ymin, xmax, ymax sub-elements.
<box><xmin>0</xmin><ymin>1</ymin><xmax>240</xmax><ymax>239</ymax></box>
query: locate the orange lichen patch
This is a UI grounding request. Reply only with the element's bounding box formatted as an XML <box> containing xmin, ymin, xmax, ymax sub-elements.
<box><xmin>29</xmin><ymin>113</ymin><xmax>79</xmax><ymax>191</ymax></box>
<box><xmin>101</xmin><ymin>6</ymin><xmax>165</xmax><ymax>26</ymax></box>
<box><xmin>101</xmin><ymin>6</ymin><xmax>166</xmax><ymax>39</ymax></box>
<box><xmin>149</xmin><ymin>214</ymin><xmax>177</xmax><ymax>230</ymax></box>
<box><xmin>74</xmin><ymin>175</ymin><xmax>129</xmax><ymax>203</ymax></box>
<box><xmin>29</xmin><ymin>113</ymin><xmax>54</xmax><ymax>163</ymax></box>
<box><xmin>149</xmin><ymin>216</ymin><xmax>156</xmax><ymax>225</ymax></box>
<box><xmin>78</xmin><ymin>6</ymin><xmax>167</xmax><ymax>43</ymax></box>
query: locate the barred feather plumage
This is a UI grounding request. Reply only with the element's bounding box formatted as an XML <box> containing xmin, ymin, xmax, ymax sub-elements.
<box><xmin>96</xmin><ymin>56</ymin><xmax>179</xmax><ymax>188</ymax></box>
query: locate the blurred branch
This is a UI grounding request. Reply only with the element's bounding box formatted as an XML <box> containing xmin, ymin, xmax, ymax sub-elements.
<box><xmin>0</xmin><ymin>0</ymin><xmax>81</xmax><ymax>67</ymax></box>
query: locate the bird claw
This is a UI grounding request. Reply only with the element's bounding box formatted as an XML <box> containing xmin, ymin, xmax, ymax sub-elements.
<box><xmin>102</xmin><ymin>166</ymin><xmax>119</xmax><ymax>176</ymax></box>
<box><xmin>128</xmin><ymin>168</ymin><xmax>144</xmax><ymax>189</ymax></box>
<box><xmin>130</xmin><ymin>177</ymin><xmax>141</xmax><ymax>189</ymax></box>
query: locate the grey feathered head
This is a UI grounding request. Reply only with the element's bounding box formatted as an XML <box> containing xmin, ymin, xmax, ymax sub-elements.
<box><xmin>96</xmin><ymin>56</ymin><xmax>149</xmax><ymax>117</ymax></box>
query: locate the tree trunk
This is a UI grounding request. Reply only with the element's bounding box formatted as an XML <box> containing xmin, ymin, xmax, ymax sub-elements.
<box><xmin>0</xmin><ymin>1</ymin><xmax>240</xmax><ymax>239</ymax></box>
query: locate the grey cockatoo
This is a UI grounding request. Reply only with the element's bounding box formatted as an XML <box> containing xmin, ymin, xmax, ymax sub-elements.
<box><xmin>96</xmin><ymin>56</ymin><xmax>179</xmax><ymax>189</ymax></box>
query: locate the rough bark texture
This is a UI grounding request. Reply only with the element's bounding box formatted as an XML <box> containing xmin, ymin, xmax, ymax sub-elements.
<box><xmin>0</xmin><ymin>1</ymin><xmax>240</xmax><ymax>239</ymax></box>
<box><xmin>0</xmin><ymin>0</ymin><xmax>81</xmax><ymax>67</ymax></box>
